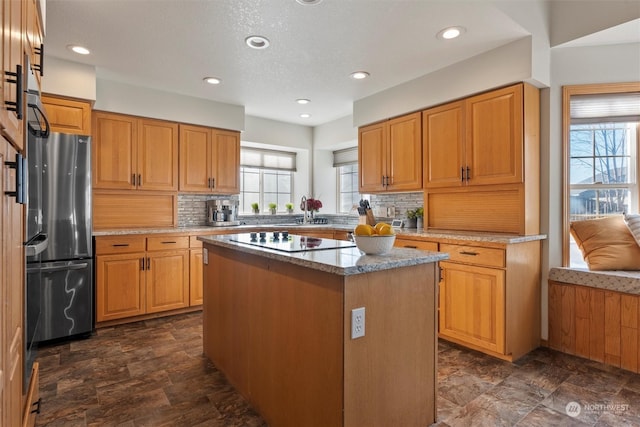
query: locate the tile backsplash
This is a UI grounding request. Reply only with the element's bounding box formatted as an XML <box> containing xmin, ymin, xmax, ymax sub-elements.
<box><xmin>178</xmin><ymin>192</ymin><xmax>424</xmax><ymax>227</ymax></box>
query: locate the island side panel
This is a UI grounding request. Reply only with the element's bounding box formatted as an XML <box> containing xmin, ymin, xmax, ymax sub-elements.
<box><xmin>343</xmin><ymin>262</ymin><xmax>438</xmax><ymax>427</ymax></box>
<box><xmin>202</xmin><ymin>243</ymin><xmax>344</xmax><ymax>427</ymax></box>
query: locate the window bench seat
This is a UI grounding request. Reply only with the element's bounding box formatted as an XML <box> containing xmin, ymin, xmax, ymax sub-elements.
<box><xmin>548</xmin><ymin>267</ymin><xmax>640</xmax><ymax>373</ymax></box>
<box><xmin>549</xmin><ymin>267</ymin><xmax>640</xmax><ymax>295</ymax></box>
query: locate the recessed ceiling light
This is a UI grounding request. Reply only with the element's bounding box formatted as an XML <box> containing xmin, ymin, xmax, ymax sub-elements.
<box><xmin>296</xmin><ymin>98</ymin><xmax>310</xmax><ymax>104</ymax></box>
<box><xmin>203</xmin><ymin>77</ymin><xmax>221</xmax><ymax>85</ymax></box>
<box><xmin>350</xmin><ymin>71</ymin><xmax>370</xmax><ymax>80</ymax></box>
<box><xmin>245</xmin><ymin>35</ymin><xmax>270</xmax><ymax>49</ymax></box>
<box><xmin>296</xmin><ymin>0</ymin><xmax>323</xmax><ymax>5</ymax></box>
<box><xmin>67</xmin><ymin>45</ymin><xmax>90</xmax><ymax>55</ymax></box>
<box><xmin>437</xmin><ymin>26</ymin><xmax>466</xmax><ymax>40</ymax></box>
<box><xmin>300</xmin><ymin>113</ymin><xmax>311</xmax><ymax>118</ymax></box>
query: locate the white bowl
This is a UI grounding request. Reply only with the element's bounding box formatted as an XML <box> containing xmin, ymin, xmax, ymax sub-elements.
<box><xmin>354</xmin><ymin>234</ymin><xmax>396</xmax><ymax>255</ymax></box>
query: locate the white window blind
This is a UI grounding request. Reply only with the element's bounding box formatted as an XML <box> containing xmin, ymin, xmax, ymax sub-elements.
<box><xmin>241</xmin><ymin>147</ymin><xmax>297</xmax><ymax>171</ymax></box>
<box><xmin>571</xmin><ymin>92</ymin><xmax>640</xmax><ymax>124</ymax></box>
<box><xmin>333</xmin><ymin>147</ymin><xmax>358</xmax><ymax>167</ymax></box>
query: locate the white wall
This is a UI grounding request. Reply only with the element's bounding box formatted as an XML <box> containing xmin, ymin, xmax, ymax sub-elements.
<box><xmin>42</xmin><ymin>57</ymin><xmax>96</xmax><ymax>101</ymax></box>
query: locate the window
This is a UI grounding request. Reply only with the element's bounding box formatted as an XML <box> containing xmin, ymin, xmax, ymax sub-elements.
<box><xmin>239</xmin><ymin>148</ymin><xmax>295</xmax><ymax>213</ymax></box>
<box><xmin>563</xmin><ymin>84</ymin><xmax>640</xmax><ymax>266</ymax></box>
<box><xmin>334</xmin><ymin>147</ymin><xmax>361</xmax><ymax>213</ymax></box>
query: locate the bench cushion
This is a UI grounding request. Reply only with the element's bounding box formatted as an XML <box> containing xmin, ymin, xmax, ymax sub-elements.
<box><xmin>549</xmin><ymin>267</ymin><xmax>640</xmax><ymax>295</ymax></box>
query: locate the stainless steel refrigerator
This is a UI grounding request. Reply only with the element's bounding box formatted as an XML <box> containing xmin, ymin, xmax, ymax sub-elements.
<box><xmin>30</xmin><ymin>132</ymin><xmax>93</xmax><ymax>343</ymax></box>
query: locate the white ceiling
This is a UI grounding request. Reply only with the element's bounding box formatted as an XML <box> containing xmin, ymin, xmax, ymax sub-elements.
<box><xmin>44</xmin><ymin>0</ymin><xmax>637</xmax><ymax>127</ymax></box>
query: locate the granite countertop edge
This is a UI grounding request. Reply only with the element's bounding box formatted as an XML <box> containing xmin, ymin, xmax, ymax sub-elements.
<box><xmin>198</xmin><ymin>235</ymin><xmax>449</xmax><ymax>276</ymax></box>
<box><xmin>93</xmin><ymin>224</ymin><xmax>547</xmax><ymax>244</ymax></box>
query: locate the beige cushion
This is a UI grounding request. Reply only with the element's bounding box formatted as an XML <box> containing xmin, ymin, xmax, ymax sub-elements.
<box><xmin>625</xmin><ymin>213</ymin><xmax>640</xmax><ymax>247</ymax></box>
<box><xmin>570</xmin><ymin>215</ymin><xmax>640</xmax><ymax>271</ymax></box>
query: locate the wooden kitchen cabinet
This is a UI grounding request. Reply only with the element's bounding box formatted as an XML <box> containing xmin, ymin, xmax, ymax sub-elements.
<box><xmin>1</xmin><ymin>0</ymin><xmax>25</xmax><ymax>150</ymax></box>
<box><xmin>189</xmin><ymin>249</ymin><xmax>204</xmax><ymax>306</ymax></box>
<box><xmin>394</xmin><ymin>237</ymin><xmax>438</xmax><ymax>252</ymax></box>
<box><xmin>25</xmin><ymin>0</ymin><xmax>43</xmax><ymax>90</ymax></box>
<box><xmin>424</xmin><ymin>83</ymin><xmax>539</xmax><ymax>234</ymax></box>
<box><xmin>358</xmin><ymin>112</ymin><xmax>422</xmax><ymax>193</ymax></box>
<box><xmin>42</xmin><ymin>95</ymin><xmax>91</xmax><ymax>135</ymax></box>
<box><xmin>145</xmin><ymin>236</ymin><xmax>189</xmax><ymax>313</ymax></box>
<box><xmin>437</xmin><ymin>240</ymin><xmax>541</xmax><ymax>361</ymax></box>
<box><xmin>424</xmin><ymin>84</ymin><xmax>523</xmax><ymax>188</ymax></box>
<box><xmin>92</xmin><ymin>112</ymin><xmax>178</xmax><ymax>191</ymax></box>
<box><xmin>179</xmin><ymin>124</ymin><xmax>240</xmax><ymax>194</ymax></box>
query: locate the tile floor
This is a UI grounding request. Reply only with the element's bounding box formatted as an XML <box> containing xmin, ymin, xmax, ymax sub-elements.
<box><xmin>35</xmin><ymin>312</ymin><xmax>640</xmax><ymax>426</ymax></box>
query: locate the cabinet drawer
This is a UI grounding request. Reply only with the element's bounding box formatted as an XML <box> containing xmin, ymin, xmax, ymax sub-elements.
<box><xmin>147</xmin><ymin>236</ymin><xmax>189</xmax><ymax>251</ymax></box>
<box><xmin>395</xmin><ymin>239</ymin><xmax>438</xmax><ymax>252</ymax></box>
<box><xmin>95</xmin><ymin>236</ymin><xmax>146</xmax><ymax>255</ymax></box>
<box><xmin>440</xmin><ymin>243</ymin><xmax>505</xmax><ymax>268</ymax></box>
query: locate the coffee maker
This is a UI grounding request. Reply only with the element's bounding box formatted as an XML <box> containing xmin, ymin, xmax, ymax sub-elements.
<box><xmin>206</xmin><ymin>199</ymin><xmax>239</xmax><ymax>226</ymax></box>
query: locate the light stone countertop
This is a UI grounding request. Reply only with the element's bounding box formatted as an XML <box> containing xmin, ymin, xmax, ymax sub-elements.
<box><xmin>198</xmin><ymin>233</ymin><xmax>449</xmax><ymax>276</ymax></box>
<box><xmin>94</xmin><ymin>224</ymin><xmax>547</xmax><ymax>245</ymax></box>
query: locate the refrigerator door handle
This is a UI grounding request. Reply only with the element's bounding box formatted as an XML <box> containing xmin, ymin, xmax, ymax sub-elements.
<box><xmin>39</xmin><ymin>262</ymin><xmax>89</xmax><ymax>273</ymax></box>
<box><xmin>25</xmin><ymin>233</ymin><xmax>48</xmax><ymax>257</ymax></box>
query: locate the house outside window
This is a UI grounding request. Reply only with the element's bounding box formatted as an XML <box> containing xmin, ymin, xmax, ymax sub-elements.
<box><xmin>239</xmin><ymin>148</ymin><xmax>295</xmax><ymax>213</ymax></box>
<box><xmin>563</xmin><ymin>85</ymin><xmax>640</xmax><ymax>266</ymax></box>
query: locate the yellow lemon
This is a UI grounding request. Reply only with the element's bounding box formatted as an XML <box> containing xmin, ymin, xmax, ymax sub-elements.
<box><xmin>377</xmin><ymin>224</ymin><xmax>394</xmax><ymax>235</ymax></box>
<box><xmin>374</xmin><ymin>222</ymin><xmax>390</xmax><ymax>233</ymax></box>
<box><xmin>354</xmin><ymin>224</ymin><xmax>374</xmax><ymax>236</ymax></box>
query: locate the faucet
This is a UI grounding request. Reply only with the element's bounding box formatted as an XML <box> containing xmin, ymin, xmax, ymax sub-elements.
<box><xmin>301</xmin><ymin>195</ymin><xmax>308</xmax><ymax>224</ymax></box>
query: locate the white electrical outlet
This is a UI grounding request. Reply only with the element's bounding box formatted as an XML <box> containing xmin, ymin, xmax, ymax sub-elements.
<box><xmin>351</xmin><ymin>307</ymin><xmax>365</xmax><ymax>339</ymax></box>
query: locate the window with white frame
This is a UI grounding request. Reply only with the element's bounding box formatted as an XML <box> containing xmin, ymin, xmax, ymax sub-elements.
<box><xmin>239</xmin><ymin>147</ymin><xmax>295</xmax><ymax>213</ymax></box>
<box><xmin>564</xmin><ymin>87</ymin><xmax>640</xmax><ymax>266</ymax></box>
<box><xmin>334</xmin><ymin>147</ymin><xmax>361</xmax><ymax>213</ymax></box>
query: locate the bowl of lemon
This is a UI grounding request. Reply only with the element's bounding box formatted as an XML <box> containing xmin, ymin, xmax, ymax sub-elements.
<box><xmin>353</xmin><ymin>222</ymin><xmax>396</xmax><ymax>255</ymax></box>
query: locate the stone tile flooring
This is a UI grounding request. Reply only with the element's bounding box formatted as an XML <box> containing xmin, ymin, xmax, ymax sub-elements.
<box><xmin>35</xmin><ymin>312</ymin><xmax>640</xmax><ymax>426</ymax></box>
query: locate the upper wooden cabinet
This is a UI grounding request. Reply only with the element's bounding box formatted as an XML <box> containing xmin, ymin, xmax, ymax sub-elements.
<box><xmin>424</xmin><ymin>84</ymin><xmax>524</xmax><ymax>189</ymax></box>
<box><xmin>92</xmin><ymin>111</ymin><xmax>178</xmax><ymax>191</ymax></box>
<box><xmin>179</xmin><ymin>124</ymin><xmax>240</xmax><ymax>194</ymax></box>
<box><xmin>1</xmin><ymin>0</ymin><xmax>25</xmax><ymax>150</ymax></box>
<box><xmin>358</xmin><ymin>112</ymin><xmax>422</xmax><ymax>193</ymax></box>
<box><xmin>42</xmin><ymin>95</ymin><xmax>92</xmax><ymax>135</ymax></box>
<box><xmin>25</xmin><ymin>0</ymin><xmax>43</xmax><ymax>89</ymax></box>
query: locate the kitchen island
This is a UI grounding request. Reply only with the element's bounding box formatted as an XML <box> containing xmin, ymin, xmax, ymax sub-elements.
<box><xmin>199</xmin><ymin>233</ymin><xmax>448</xmax><ymax>427</ymax></box>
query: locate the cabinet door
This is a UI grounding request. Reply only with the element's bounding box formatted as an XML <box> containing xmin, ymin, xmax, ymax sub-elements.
<box><xmin>146</xmin><ymin>250</ymin><xmax>189</xmax><ymax>313</ymax></box>
<box><xmin>211</xmin><ymin>129</ymin><xmax>240</xmax><ymax>194</ymax></box>
<box><xmin>25</xmin><ymin>0</ymin><xmax>42</xmax><ymax>90</ymax></box>
<box><xmin>466</xmin><ymin>84</ymin><xmax>523</xmax><ymax>186</ymax></box>
<box><xmin>92</xmin><ymin>112</ymin><xmax>137</xmax><ymax>190</ymax></box>
<box><xmin>179</xmin><ymin>124</ymin><xmax>211</xmax><ymax>192</ymax></box>
<box><xmin>2</xmin><ymin>139</ymin><xmax>24</xmax><ymax>426</ymax></box>
<box><xmin>96</xmin><ymin>253</ymin><xmax>146</xmax><ymax>322</ymax></box>
<box><xmin>42</xmin><ymin>95</ymin><xmax>91</xmax><ymax>135</ymax></box>
<box><xmin>190</xmin><ymin>249</ymin><xmax>203</xmax><ymax>306</ymax></box>
<box><xmin>137</xmin><ymin>118</ymin><xmax>178</xmax><ymax>191</ymax></box>
<box><xmin>423</xmin><ymin>101</ymin><xmax>465</xmax><ymax>188</ymax></box>
<box><xmin>1</xmin><ymin>0</ymin><xmax>24</xmax><ymax>149</ymax></box>
<box><xmin>358</xmin><ymin>122</ymin><xmax>386</xmax><ymax>192</ymax></box>
<box><xmin>439</xmin><ymin>261</ymin><xmax>505</xmax><ymax>354</ymax></box>
<box><xmin>387</xmin><ymin>112</ymin><xmax>422</xmax><ymax>191</ymax></box>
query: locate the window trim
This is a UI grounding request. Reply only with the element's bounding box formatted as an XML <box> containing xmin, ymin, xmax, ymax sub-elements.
<box><xmin>562</xmin><ymin>82</ymin><xmax>640</xmax><ymax>266</ymax></box>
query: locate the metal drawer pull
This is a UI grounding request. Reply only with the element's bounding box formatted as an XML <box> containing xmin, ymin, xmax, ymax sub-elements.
<box><xmin>146</xmin><ymin>257</ymin><xmax>150</xmax><ymax>270</ymax></box>
<box><xmin>30</xmin><ymin>398</ymin><xmax>41</xmax><ymax>414</ymax></box>
<box><xmin>405</xmin><ymin>245</ymin><xmax>418</xmax><ymax>249</ymax></box>
<box><xmin>112</xmin><ymin>243</ymin><xmax>130</xmax><ymax>247</ymax></box>
<box><xmin>140</xmin><ymin>258</ymin><xmax>145</xmax><ymax>270</ymax></box>
<box><xmin>459</xmin><ymin>251</ymin><xmax>479</xmax><ymax>256</ymax></box>
<box><xmin>161</xmin><ymin>241</ymin><xmax>177</xmax><ymax>244</ymax></box>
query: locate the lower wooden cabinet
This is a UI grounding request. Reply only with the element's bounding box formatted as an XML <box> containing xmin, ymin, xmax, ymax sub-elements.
<box><xmin>439</xmin><ymin>261</ymin><xmax>506</xmax><ymax>354</ymax></box>
<box><xmin>146</xmin><ymin>250</ymin><xmax>189</xmax><ymax>313</ymax></box>
<box><xmin>22</xmin><ymin>362</ymin><xmax>40</xmax><ymax>427</ymax></box>
<box><xmin>96</xmin><ymin>252</ymin><xmax>146</xmax><ymax>322</ymax></box>
<box><xmin>189</xmin><ymin>249</ymin><xmax>204</xmax><ymax>306</ymax></box>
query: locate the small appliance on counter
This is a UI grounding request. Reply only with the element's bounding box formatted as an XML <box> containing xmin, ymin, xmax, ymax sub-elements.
<box><xmin>206</xmin><ymin>199</ymin><xmax>240</xmax><ymax>226</ymax></box>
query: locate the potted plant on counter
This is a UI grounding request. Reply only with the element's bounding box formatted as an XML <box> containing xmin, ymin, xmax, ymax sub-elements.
<box><xmin>285</xmin><ymin>203</ymin><xmax>294</xmax><ymax>213</ymax></box>
<box><xmin>416</xmin><ymin>207</ymin><xmax>424</xmax><ymax>230</ymax></box>
<box><xmin>405</xmin><ymin>209</ymin><xmax>418</xmax><ymax>228</ymax></box>
<box><xmin>251</xmin><ymin>202</ymin><xmax>259</xmax><ymax>214</ymax></box>
<box><xmin>268</xmin><ymin>202</ymin><xmax>277</xmax><ymax>214</ymax></box>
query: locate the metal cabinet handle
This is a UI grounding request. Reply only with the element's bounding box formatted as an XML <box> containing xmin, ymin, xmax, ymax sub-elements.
<box><xmin>466</xmin><ymin>166</ymin><xmax>471</xmax><ymax>181</ymax></box>
<box><xmin>5</xmin><ymin>64</ymin><xmax>23</xmax><ymax>119</ymax></box>
<box><xmin>459</xmin><ymin>251</ymin><xmax>479</xmax><ymax>256</ymax></box>
<box><xmin>137</xmin><ymin>174</ymin><xmax>141</xmax><ymax>186</ymax></box>
<box><xmin>146</xmin><ymin>257</ymin><xmax>150</xmax><ymax>270</ymax></box>
<box><xmin>140</xmin><ymin>257</ymin><xmax>145</xmax><ymax>271</ymax></box>
<box><xmin>4</xmin><ymin>153</ymin><xmax>25</xmax><ymax>204</ymax></box>
<box><xmin>34</xmin><ymin>44</ymin><xmax>44</xmax><ymax>76</ymax></box>
<box><xmin>132</xmin><ymin>174</ymin><xmax>136</xmax><ymax>186</ymax></box>
<box><xmin>112</xmin><ymin>243</ymin><xmax>129</xmax><ymax>247</ymax></box>
<box><xmin>161</xmin><ymin>241</ymin><xmax>177</xmax><ymax>244</ymax></box>
<box><xmin>30</xmin><ymin>398</ymin><xmax>41</xmax><ymax>415</ymax></box>
<box><xmin>404</xmin><ymin>245</ymin><xmax>418</xmax><ymax>249</ymax></box>
<box><xmin>461</xmin><ymin>167</ymin><xmax>465</xmax><ymax>182</ymax></box>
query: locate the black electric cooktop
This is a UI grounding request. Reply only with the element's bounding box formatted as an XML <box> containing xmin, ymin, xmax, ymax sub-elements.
<box><xmin>230</xmin><ymin>232</ymin><xmax>356</xmax><ymax>253</ymax></box>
